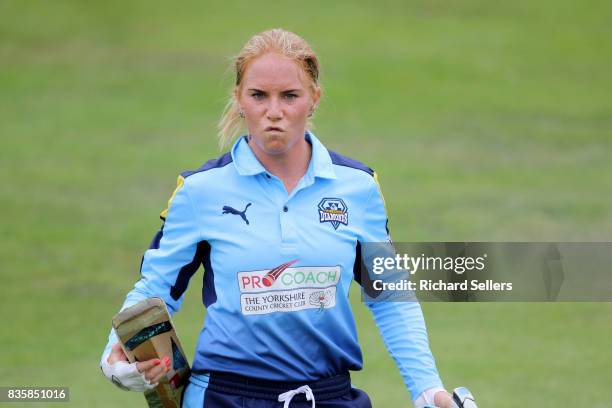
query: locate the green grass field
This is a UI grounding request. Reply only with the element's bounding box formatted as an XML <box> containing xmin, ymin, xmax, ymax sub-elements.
<box><xmin>1</xmin><ymin>1</ymin><xmax>611</xmax><ymax>406</ymax></box>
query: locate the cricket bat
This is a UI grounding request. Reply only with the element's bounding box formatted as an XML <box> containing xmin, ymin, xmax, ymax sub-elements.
<box><xmin>112</xmin><ymin>297</ymin><xmax>191</xmax><ymax>408</ymax></box>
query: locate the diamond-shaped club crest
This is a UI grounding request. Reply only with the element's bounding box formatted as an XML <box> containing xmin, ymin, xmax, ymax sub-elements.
<box><xmin>318</xmin><ymin>198</ymin><xmax>349</xmax><ymax>230</ymax></box>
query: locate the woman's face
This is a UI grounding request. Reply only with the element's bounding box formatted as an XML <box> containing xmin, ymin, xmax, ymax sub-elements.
<box><xmin>236</xmin><ymin>52</ymin><xmax>320</xmax><ymax>156</ymax></box>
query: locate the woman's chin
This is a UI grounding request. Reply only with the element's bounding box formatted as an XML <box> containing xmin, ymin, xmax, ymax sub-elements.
<box><xmin>250</xmin><ymin>132</ymin><xmax>302</xmax><ymax>157</ymax></box>
<box><xmin>263</xmin><ymin>144</ymin><xmax>289</xmax><ymax>156</ymax></box>
<box><xmin>262</xmin><ymin>137</ymin><xmax>290</xmax><ymax>155</ymax></box>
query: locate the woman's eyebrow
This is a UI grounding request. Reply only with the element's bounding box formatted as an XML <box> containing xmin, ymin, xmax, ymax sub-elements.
<box><xmin>246</xmin><ymin>88</ymin><xmax>302</xmax><ymax>94</ymax></box>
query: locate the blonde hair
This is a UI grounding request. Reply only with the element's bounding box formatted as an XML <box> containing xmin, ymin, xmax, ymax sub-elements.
<box><xmin>217</xmin><ymin>28</ymin><xmax>321</xmax><ymax>149</ymax></box>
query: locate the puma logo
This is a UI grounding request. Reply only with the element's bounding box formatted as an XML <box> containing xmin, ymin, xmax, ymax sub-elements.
<box><xmin>222</xmin><ymin>203</ymin><xmax>252</xmax><ymax>225</ymax></box>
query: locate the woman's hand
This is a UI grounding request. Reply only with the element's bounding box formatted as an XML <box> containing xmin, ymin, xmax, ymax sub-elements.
<box><xmin>433</xmin><ymin>390</ymin><xmax>455</xmax><ymax>408</ymax></box>
<box><xmin>101</xmin><ymin>342</ymin><xmax>171</xmax><ymax>391</ymax></box>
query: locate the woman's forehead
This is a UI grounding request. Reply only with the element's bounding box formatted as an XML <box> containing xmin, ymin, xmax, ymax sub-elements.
<box><xmin>242</xmin><ymin>53</ymin><xmax>308</xmax><ymax>90</ymax></box>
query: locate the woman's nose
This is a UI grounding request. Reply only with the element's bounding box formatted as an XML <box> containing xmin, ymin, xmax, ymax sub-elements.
<box><xmin>266</xmin><ymin>98</ymin><xmax>282</xmax><ymax>120</ymax></box>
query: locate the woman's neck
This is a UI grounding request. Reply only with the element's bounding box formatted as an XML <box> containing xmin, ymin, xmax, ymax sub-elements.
<box><xmin>250</xmin><ymin>137</ymin><xmax>312</xmax><ymax>195</ymax></box>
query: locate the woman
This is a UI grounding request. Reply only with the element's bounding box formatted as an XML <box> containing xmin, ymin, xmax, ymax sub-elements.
<box><xmin>100</xmin><ymin>28</ymin><xmax>456</xmax><ymax>408</ymax></box>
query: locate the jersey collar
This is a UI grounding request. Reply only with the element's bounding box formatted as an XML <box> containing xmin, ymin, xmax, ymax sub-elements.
<box><xmin>231</xmin><ymin>131</ymin><xmax>337</xmax><ymax>180</ymax></box>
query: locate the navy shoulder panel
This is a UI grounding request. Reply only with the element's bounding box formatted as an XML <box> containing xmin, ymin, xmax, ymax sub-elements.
<box><xmin>328</xmin><ymin>150</ymin><xmax>374</xmax><ymax>176</ymax></box>
<box><xmin>181</xmin><ymin>151</ymin><xmax>233</xmax><ymax>178</ymax></box>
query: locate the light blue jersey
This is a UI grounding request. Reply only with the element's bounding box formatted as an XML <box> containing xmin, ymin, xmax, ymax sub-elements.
<box><xmin>102</xmin><ymin>132</ymin><xmax>443</xmax><ymax>400</ymax></box>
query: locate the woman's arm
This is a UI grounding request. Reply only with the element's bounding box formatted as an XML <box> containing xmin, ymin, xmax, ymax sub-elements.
<box><xmin>358</xmin><ymin>172</ymin><xmax>451</xmax><ymax>406</ymax></box>
<box><xmin>100</xmin><ymin>175</ymin><xmax>204</xmax><ymax>388</ymax></box>
<box><xmin>367</xmin><ymin>300</ymin><xmax>454</xmax><ymax>407</ymax></box>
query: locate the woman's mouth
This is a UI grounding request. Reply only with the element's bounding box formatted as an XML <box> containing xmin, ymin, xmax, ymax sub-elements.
<box><xmin>265</xmin><ymin>126</ymin><xmax>284</xmax><ymax>132</ymax></box>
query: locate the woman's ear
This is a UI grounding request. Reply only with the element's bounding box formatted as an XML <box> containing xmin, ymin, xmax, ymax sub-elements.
<box><xmin>234</xmin><ymin>87</ymin><xmax>244</xmax><ymax>115</ymax></box>
<box><xmin>312</xmin><ymin>86</ymin><xmax>321</xmax><ymax>107</ymax></box>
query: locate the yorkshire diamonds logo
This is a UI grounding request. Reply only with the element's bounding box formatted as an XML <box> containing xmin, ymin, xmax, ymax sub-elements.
<box><xmin>318</xmin><ymin>198</ymin><xmax>348</xmax><ymax>230</ymax></box>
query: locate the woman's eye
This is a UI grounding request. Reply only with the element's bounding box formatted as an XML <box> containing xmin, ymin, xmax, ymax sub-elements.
<box><xmin>251</xmin><ymin>93</ymin><xmax>265</xmax><ymax>100</ymax></box>
<box><xmin>284</xmin><ymin>94</ymin><xmax>298</xmax><ymax>100</ymax></box>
